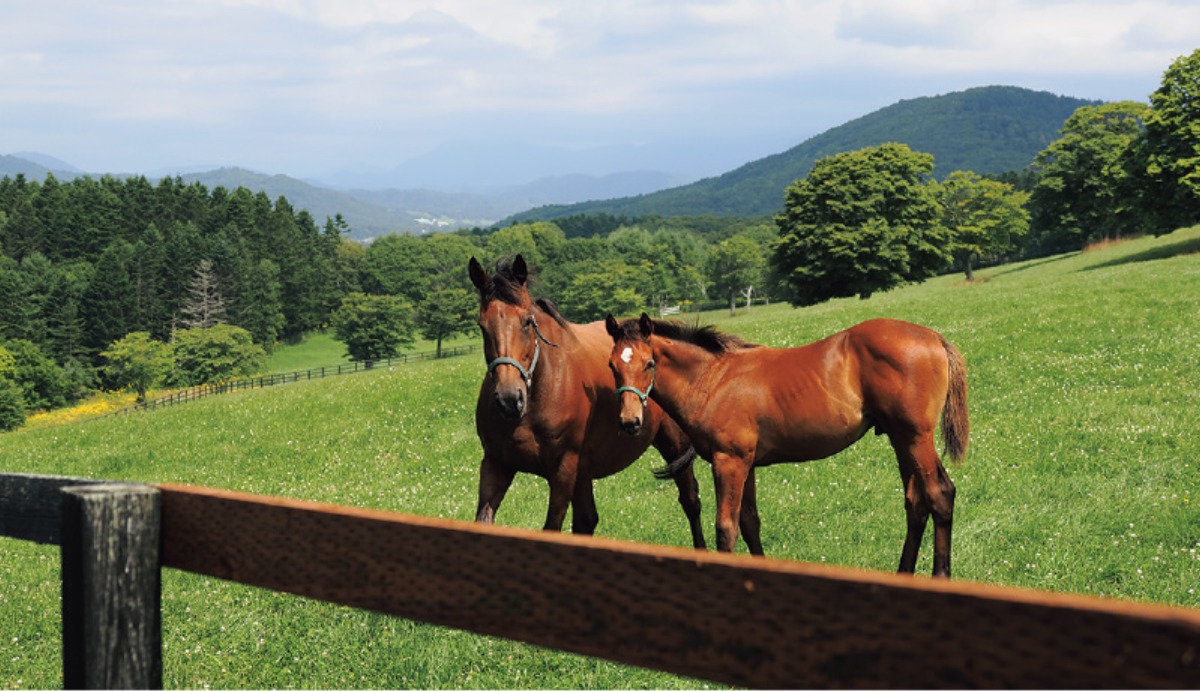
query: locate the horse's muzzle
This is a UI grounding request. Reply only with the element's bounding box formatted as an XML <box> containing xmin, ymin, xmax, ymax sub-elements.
<box><xmin>493</xmin><ymin>387</ymin><xmax>526</xmax><ymax>420</ymax></box>
<box><xmin>619</xmin><ymin>414</ymin><xmax>643</xmax><ymax>436</ymax></box>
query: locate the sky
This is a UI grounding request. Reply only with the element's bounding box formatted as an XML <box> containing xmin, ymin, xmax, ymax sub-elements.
<box><xmin>2</xmin><ymin>0</ymin><xmax>1199</xmax><ymax>189</ymax></box>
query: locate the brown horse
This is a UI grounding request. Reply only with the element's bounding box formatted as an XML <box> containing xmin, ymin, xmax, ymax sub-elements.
<box><xmin>605</xmin><ymin>313</ymin><xmax>969</xmax><ymax>577</ymax></box>
<box><xmin>469</xmin><ymin>255</ymin><xmax>707</xmax><ymax>547</ymax></box>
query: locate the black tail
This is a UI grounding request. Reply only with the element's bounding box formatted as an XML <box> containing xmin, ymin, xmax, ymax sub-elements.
<box><xmin>653</xmin><ymin>446</ymin><xmax>698</xmax><ymax>480</ymax></box>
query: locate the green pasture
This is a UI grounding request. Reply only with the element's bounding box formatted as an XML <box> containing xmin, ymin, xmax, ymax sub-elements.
<box><xmin>3</xmin><ymin>227</ymin><xmax>1199</xmax><ymax>689</ymax></box>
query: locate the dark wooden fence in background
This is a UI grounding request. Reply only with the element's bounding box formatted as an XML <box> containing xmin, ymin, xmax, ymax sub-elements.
<box><xmin>122</xmin><ymin>344</ymin><xmax>479</xmax><ymax>413</ymax></box>
<box><xmin>2</xmin><ymin>472</ymin><xmax>1199</xmax><ymax>689</ymax></box>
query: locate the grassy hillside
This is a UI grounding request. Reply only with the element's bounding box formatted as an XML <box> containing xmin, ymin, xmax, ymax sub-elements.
<box><xmin>3</xmin><ymin>227</ymin><xmax>1198</xmax><ymax>688</ymax></box>
<box><xmin>510</xmin><ymin>86</ymin><xmax>1096</xmax><ymax>222</ymax></box>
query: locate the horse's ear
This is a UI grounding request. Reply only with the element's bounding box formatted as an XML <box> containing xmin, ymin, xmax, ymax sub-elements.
<box><xmin>638</xmin><ymin>312</ymin><xmax>654</xmax><ymax>338</ymax></box>
<box><xmin>512</xmin><ymin>254</ymin><xmax>528</xmax><ymax>285</ymax></box>
<box><xmin>468</xmin><ymin>257</ymin><xmax>489</xmax><ymax>293</ymax></box>
<box><xmin>605</xmin><ymin>314</ymin><xmax>620</xmax><ymax>339</ymax></box>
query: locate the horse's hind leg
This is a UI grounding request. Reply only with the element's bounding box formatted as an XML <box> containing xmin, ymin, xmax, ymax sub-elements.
<box><xmin>654</xmin><ymin>428</ymin><xmax>707</xmax><ymax>549</ymax></box>
<box><xmin>669</xmin><ymin>467</ymin><xmax>707</xmax><ymax>549</ymax></box>
<box><xmin>892</xmin><ymin>432</ymin><xmax>956</xmax><ymax>577</ymax></box>
<box><xmin>739</xmin><ymin>468</ymin><xmax>764</xmax><ymax>556</ymax></box>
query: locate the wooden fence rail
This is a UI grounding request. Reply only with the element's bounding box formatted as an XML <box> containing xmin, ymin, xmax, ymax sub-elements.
<box><xmin>126</xmin><ymin>344</ymin><xmax>479</xmax><ymax>414</ymax></box>
<box><xmin>2</xmin><ymin>472</ymin><xmax>1199</xmax><ymax>689</ymax></box>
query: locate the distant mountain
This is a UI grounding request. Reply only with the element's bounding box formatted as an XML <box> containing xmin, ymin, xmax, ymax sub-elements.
<box><xmin>507</xmin><ymin>86</ymin><xmax>1100</xmax><ymax>223</ymax></box>
<box><xmin>1</xmin><ymin>154</ymin><xmax>686</xmax><ymax>240</ymax></box>
<box><xmin>11</xmin><ymin>152</ymin><xmax>83</xmax><ymax>174</ymax></box>
<box><xmin>0</xmin><ymin>154</ymin><xmax>69</xmax><ymax>180</ymax></box>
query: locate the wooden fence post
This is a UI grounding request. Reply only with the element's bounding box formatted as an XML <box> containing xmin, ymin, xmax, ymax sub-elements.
<box><xmin>60</xmin><ymin>484</ymin><xmax>163</xmax><ymax>690</ymax></box>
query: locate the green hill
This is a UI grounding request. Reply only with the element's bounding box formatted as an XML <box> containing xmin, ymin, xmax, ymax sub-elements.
<box><xmin>509</xmin><ymin>86</ymin><xmax>1099</xmax><ymax>222</ymax></box>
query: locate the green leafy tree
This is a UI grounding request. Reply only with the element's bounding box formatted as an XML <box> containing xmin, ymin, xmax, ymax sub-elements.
<box><xmin>708</xmin><ymin>234</ymin><xmax>766</xmax><ymax>315</ymax></box>
<box><xmin>1029</xmin><ymin>101</ymin><xmax>1151</xmax><ymax>252</ymax></box>
<box><xmin>417</xmin><ymin>286</ymin><xmax>475</xmax><ymax>357</ymax></box>
<box><xmin>0</xmin><ymin>346</ymin><xmax>26</xmax><ymax>431</ymax></box>
<box><xmin>331</xmin><ymin>292</ymin><xmax>415</xmax><ymax>365</ymax></box>
<box><xmin>2</xmin><ymin>338</ymin><xmax>68</xmax><ymax>411</ymax></box>
<box><xmin>101</xmin><ymin>332</ymin><xmax>172</xmax><ymax>403</ymax></box>
<box><xmin>1132</xmin><ymin>48</ymin><xmax>1200</xmax><ymax>234</ymax></box>
<box><xmin>773</xmin><ymin>143</ymin><xmax>950</xmax><ymax>306</ymax></box>
<box><xmin>558</xmin><ymin>261</ymin><xmax>644</xmax><ymax>322</ymax></box>
<box><xmin>362</xmin><ymin>233</ymin><xmax>427</xmax><ymax>299</ymax></box>
<box><xmin>169</xmin><ymin>324</ymin><xmax>266</xmax><ymax>387</ymax></box>
<box><xmin>938</xmin><ymin>171</ymin><xmax>1031</xmax><ymax>280</ymax></box>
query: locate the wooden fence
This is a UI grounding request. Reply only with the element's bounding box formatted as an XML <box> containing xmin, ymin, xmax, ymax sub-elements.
<box><xmin>2</xmin><ymin>472</ymin><xmax>1199</xmax><ymax>689</ymax></box>
<box><xmin>132</xmin><ymin>344</ymin><xmax>478</xmax><ymax>412</ymax></box>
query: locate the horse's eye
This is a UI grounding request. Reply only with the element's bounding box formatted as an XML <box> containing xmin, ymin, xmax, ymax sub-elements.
<box><xmin>646</xmin><ymin>359</ymin><xmax>656</xmax><ymax>370</ymax></box>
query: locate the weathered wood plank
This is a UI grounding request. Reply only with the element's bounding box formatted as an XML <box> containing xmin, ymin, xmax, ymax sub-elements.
<box><xmin>157</xmin><ymin>483</ymin><xmax>1200</xmax><ymax>689</ymax></box>
<box><xmin>0</xmin><ymin>473</ymin><xmax>106</xmax><ymax>544</ymax></box>
<box><xmin>61</xmin><ymin>484</ymin><xmax>162</xmax><ymax>690</ymax></box>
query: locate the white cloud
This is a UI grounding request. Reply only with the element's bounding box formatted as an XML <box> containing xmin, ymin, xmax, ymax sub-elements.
<box><xmin>1</xmin><ymin>0</ymin><xmax>1197</xmax><ymax>176</ymax></box>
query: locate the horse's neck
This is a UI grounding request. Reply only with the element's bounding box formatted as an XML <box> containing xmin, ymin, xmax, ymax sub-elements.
<box><xmin>527</xmin><ymin>316</ymin><xmax>578</xmax><ymax>392</ymax></box>
<box><xmin>651</xmin><ymin>337</ymin><xmax>720</xmax><ymax>417</ymax></box>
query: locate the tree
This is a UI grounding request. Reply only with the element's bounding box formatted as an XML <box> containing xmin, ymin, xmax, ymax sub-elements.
<box><xmin>232</xmin><ymin>259</ymin><xmax>285</xmax><ymax>348</ymax></box>
<box><xmin>708</xmin><ymin>234</ymin><xmax>766</xmax><ymax>315</ymax></box>
<box><xmin>101</xmin><ymin>332</ymin><xmax>172</xmax><ymax>403</ymax></box>
<box><xmin>1132</xmin><ymin>48</ymin><xmax>1200</xmax><ymax>234</ymax></box>
<box><xmin>0</xmin><ymin>345</ymin><xmax>25</xmax><ymax>431</ymax></box>
<box><xmin>2</xmin><ymin>338</ymin><xmax>68</xmax><ymax>411</ymax></box>
<box><xmin>557</xmin><ymin>261</ymin><xmax>645</xmax><ymax>322</ymax></box>
<box><xmin>331</xmin><ymin>292</ymin><xmax>415</xmax><ymax>365</ymax></box>
<box><xmin>416</xmin><ymin>286</ymin><xmax>476</xmax><ymax>357</ymax></box>
<box><xmin>169</xmin><ymin>324</ymin><xmax>266</xmax><ymax>386</ymax></box>
<box><xmin>1028</xmin><ymin>101</ymin><xmax>1151</xmax><ymax>252</ymax></box>
<box><xmin>773</xmin><ymin>143</ymin><xmax>950</xmax><ymax>306</ymax></box>
<box><xmin>179</xmin><ymin>258</ymin><xmax>228</xmax><ymax>329</ymax></box>
<box><xmin>81</xmin><ymin>239</ymin><xmax>139</xmax><ymax>358</ymax></box>
<box><xmin>937</xmin><ymin>171</ymin><xmax>1030</xmax><ymax>280</ymax></box>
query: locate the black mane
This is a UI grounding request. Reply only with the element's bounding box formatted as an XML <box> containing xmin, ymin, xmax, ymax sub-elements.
<box><xmin>614</xmin><ymin>317</ymin><xmax>759</xmax><ymax>354</ymax></box>
<box><xmin>484</xmin><ymin>257</ymin><xmax>568</xmax><ymax>327</ymax></box>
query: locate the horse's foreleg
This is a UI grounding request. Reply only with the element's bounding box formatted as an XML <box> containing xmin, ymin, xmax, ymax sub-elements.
<box><xmin>712</xmin><ymin>453</ymin><xmax>752</xmax><ymax>552</ymax></box>
<box><xmin>739</xmin><ymin>467</ymin><xmax>764</xmax><ymax>556</ymax></box>
<box><xmin>543</xmin><ymin>454</ymin><xmax>578</xmax><ymax>532</ymax></box>
<box><xmin>570</xmin><ymin>480</ymin><xmax>599</xmax><ymax>535</ymax></box>
<box><xmin>475</xmin><ymin>456</ymin><xmax>515</xmax><ymax>524</ymax></box>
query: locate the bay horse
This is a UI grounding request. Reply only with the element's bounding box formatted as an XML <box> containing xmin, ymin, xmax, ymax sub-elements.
<box><xmin>605</xmin><ymin>313</ymin><xmax>969</xmax><ymax>577</ymax></box>
<box><xmin>469</xmin><ymin>255</ymin><xmax>708</xmax><ymax>547</ymax></box>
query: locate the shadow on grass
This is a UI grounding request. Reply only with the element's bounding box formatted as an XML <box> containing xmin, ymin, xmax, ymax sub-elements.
<box><xmin>1083</xmin><ymin>234</ymin><xmax>1200</xmax><ymax>271</ymax></box>
<box><xmin>987</xmin><ymin>252</ymin><xmax>1077</xmax><ymax>278</ymax></box>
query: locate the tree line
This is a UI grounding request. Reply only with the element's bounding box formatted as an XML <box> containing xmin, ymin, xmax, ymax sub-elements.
<box><xmin>0</xmin><ymin>50</ymin><xmax>1196</xmax><ymax>430</ymax></box>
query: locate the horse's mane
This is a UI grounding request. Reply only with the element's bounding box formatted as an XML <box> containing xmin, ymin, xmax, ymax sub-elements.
<box><xmin>615</xmin><ymin>317</ymin><xmax>760</xmax><ymax>354</ymax></box>
<box><xmin>484</xmin><ymin>257</ymin><xmax>569</xmax><ymax>327</ymax></box>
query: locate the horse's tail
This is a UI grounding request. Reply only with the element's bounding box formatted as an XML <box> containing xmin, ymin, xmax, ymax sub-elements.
<box><xmin>653</xmin><ymin>446</ymin><xmax>698</xmax><ymax>480</ymax></box>
<box><xmin>940</xmin><ymin>336</ymin><xmax>970</xmax><ymax>463</ymax></box>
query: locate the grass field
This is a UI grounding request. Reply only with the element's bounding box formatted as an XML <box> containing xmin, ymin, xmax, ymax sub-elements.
<box><xmin>3</xmin><ymin>227</ymin><xmax>1199</xmax><ymax>688</ymax></box>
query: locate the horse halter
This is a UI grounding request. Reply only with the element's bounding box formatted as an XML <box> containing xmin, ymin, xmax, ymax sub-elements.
<box><xmin>486</xmin><ymin>313</ymin><xmax>559</xmax><ymax>386</ymax></box>
<box><xmin>616</xmin><ymin>360</ymin><xmax>655</xmax><ymax>408</ymax></box>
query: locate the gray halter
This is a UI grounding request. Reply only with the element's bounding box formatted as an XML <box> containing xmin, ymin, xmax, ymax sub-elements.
<box><xmin>616</xmin><ymin>361</ymin><xmax>655</xmax><ymax>407</ymax></box>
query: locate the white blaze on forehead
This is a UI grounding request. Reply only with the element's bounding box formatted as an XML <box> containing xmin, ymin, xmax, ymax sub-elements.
<box><xmin>620</xmin><ymin>347</ymin><xmax>633</xmax><ymax>363</ymax></box>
